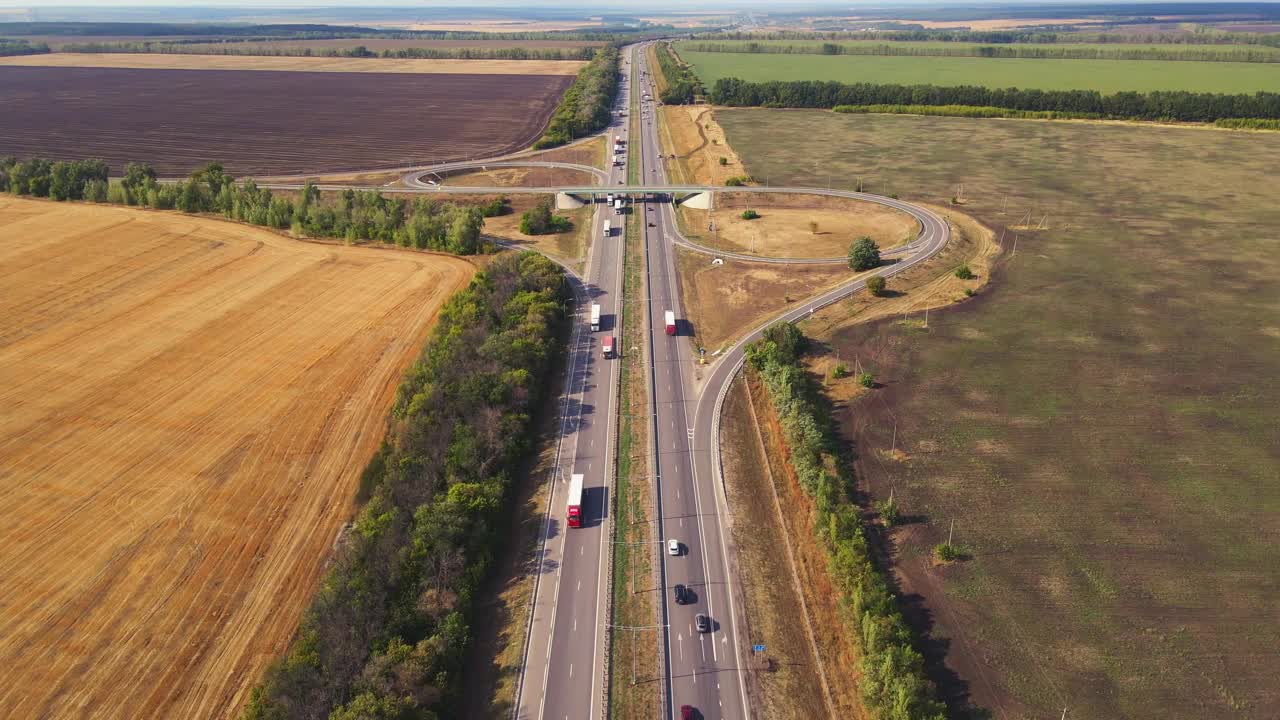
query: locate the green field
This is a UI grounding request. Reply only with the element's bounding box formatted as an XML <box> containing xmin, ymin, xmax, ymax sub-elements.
<box><xmin>719</xmin><ymin>110</ymin><xmax>1280</xmax><ymax>718</ymax></box>
<box><xmin>681</xmin><ymin>50</ymin><xmax>1280</xmax><ymax>93</ymax></box>
<box><xmin>678</xmin><ymin>38</ymin><xmax>1280</xmax><ymax>60</ymax></box>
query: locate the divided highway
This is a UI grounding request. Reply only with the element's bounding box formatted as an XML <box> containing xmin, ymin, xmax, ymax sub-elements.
<box><xmin>258</xmin><ymin>41</ymin><xmax>951</xmax><ymax>720</ymax></box>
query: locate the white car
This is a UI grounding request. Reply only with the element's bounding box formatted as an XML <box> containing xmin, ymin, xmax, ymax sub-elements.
<box><xmin>668</xmin><ymin>539</ymin><xmax>680</xmax><ymax>556</ymax></box>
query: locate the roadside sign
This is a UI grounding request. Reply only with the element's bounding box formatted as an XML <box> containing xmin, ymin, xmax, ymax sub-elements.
<box><xmin>752</xmin><ymin>644</ymin><xmax>765</xmax><ymax>653</ymax></box>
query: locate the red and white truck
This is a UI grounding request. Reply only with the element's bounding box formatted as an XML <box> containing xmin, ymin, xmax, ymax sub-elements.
<box><xmin>567</xmin><ymin>473</ymin><xmax>584</xmax><ymax>528</ymax></box>
<box><xmin>664</xmin><ymin>310</ymin><xmax>676</xmax><ymax>335</ymax></box>
<box><xmin>602</xmin><ymin>335</ymin><xmax>615</xmax><ymax>359</ymax></box>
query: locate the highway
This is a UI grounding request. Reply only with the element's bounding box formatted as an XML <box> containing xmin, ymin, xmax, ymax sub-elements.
<box><xmin>631</xmin><ymin>44</ymin><xmax>752</xmax><ymax>720</ymax></box>
<box><xmin>511</xmin><ymin>56</ymin><xmax>631</xmax><ymax>720</ymax></box>
<box><xmin>254</xmin><ymin>41</ymin><xmax>952</xmax><ymax>720</ymax></box>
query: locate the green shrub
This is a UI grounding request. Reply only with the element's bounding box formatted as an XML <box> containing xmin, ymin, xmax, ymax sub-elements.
<box><xmin>520</xmin><ymin>198</ymin><xmax>572</xmax><ymax>235</ymax></box>
<box><xmin>964</xmin><ymin>287</ymin><xmax>976</xmax><ymax>297</ymax></box>
<box><xmin>718</xmin><ymin>157</ymin><xmax>728</xmax><ymax>166</ymax></box>
<box><xmin>955</xmin><ymin>264</ymin><xmax>975</xmax><ymax>280</ymax></box>
<box><xmin>848</xmin><ymin>236</ymin><xmax>881</xmax><ymax>270</ymax></box>
<box><xmin>866</xmin><ymin>275</ymin><xmax>886</xmax><ymax>297</ymax></box>
<box><xmin>857</xmin><ymin>372</ymin><xmax>875</xmax><ymax>388</ymax></box>
<box><xmin>830</xmin><ymin>363</ymin><xmax>849</xmax><ymax>379</ymax></box>
<box><xmin>740</xmin><ymin>209</ymin><xmax>760</xmax><ymax>220</ymax></box>
<box><xmin>935</xmin><ymin>543</ymin><xmax>964</xmax><ymax>562</ymax></box>
<box><xmin>875</xmin><ymin>497</ymin><xmax>901</xmax><ymax>526</ymax></box>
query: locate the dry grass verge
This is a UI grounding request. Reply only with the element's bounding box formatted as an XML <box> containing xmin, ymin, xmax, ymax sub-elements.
<box><xmin>673</xmin><ymin>247</ymin><xmax>854</xmax><ymax>352</ymax></box>
<box><xmin>657</xmin><ymin>105</ymin><xmax>748</xmax><ymax>186</ymax></box>
<box><xmin>803</xmin><ymin>203</ymin><xmax>999</xmax><ymax>348</ymax></box>
<box><xmin>678</xmin><ymin>192</ymin><xmax>919</xmax><ymax>259</ymax></box>
<box><xmin>720</xmin><ymin>375</ymin><xmax>838</xmax><ymax>719</ymax></box>
<box><xmin>442</xmin><ymin>166</ymin><xmax>596</xmax><ymax>188</ymax></box>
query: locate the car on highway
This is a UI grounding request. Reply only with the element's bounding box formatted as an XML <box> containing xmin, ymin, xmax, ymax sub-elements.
<box><xmin>680</xmin><ymin>705</ymin><xmax>700</xmax><ymax>720</ymax></box>
<box><xmin>674</xmin><ymin>583</ymin><xmax>690</xmax><ymax>604</ymax></box>
<box><xmin>648</xmin><ymin>222</ymin><xmax>656</xmax><ymax>227</ymax></box>
<box><xmin>667</xmin><ymin>538</ymin><xmax>680</xmax><ymax>556</ymax></box>
<box><xmin>694</xmin><ymin>613</ymin><xmax>710</xmax><ymax>633</ymax></box>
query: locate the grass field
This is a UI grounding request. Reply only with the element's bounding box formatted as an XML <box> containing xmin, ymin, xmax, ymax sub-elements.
<box><xmin>680</xmin><ymin>50</ymin><xmax>1280</xmax><ymax>93</ymax></box>
<box><xmin>0</xmin><ymin>197</ymin><xmax>474</xmax><ymax>719</ymax></box>
<box><xmin>718</xmin><ymin>109</ymin><xmax>1280</xmax><ymax>718</ymax></box>
<box><xmin>0</xmin><ymin>51</ymin><xmax>586</xmax><ymax>74</ymax></box>
<box><xmin>677</xmin><ymin>39</ymin><xmax>1280</xmax><ymax>60</ymax></box>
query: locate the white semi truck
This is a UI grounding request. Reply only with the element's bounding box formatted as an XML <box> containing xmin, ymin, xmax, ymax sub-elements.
<box><xmin>590</xmin><ymin>303</ymin><xmax>601</xmax><ymax>332</ymax></box>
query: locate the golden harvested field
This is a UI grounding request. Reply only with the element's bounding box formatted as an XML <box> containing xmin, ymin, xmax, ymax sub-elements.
<box><xmin>0</xmin><ymin>198</ymin><xmax>474</xmax><ymax>719</ymax></box>
<box><xmin>0</xmin><ymin>52</ymin><xmax>586</xmax><ymax>75</ymax></box>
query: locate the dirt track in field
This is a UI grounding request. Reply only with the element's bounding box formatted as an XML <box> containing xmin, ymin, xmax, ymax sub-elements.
<box><xmin>0</xmin><ymin>197</ymin><xmax>474</xmax><ymax>719</ymax></box>
<box><xmin>0</xmin><ymin>66</ymin><xmax>573</xmax><ymax>176</ymax></box>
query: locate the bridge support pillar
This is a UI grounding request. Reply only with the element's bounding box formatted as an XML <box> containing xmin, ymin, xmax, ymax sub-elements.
<box><xmin>556</xmin><ymin>192</ymin><xmax>588</xmax><ymax>210</ymax></box>
<box><xmin>678</xmin><ymin>191</ymin><xmax>714</xmax><ymax>210</ymax></box>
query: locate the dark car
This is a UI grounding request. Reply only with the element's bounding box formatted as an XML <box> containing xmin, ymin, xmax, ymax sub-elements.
<box><xmin>680</xmin><ymin>705</ymin><xmax>697</xmax><ymax>720</ymax></box>
<box><xmin>648</xmin><ymin>222</ymin><xmax>656</xmax><ymax>227</ymax></box>
<box><xmin>694</xmin><ymin>613</ymin><xmax>710</xmax><ymax>633</ymax></box>
<box><xmin>674</xmin><ymin>583</ymin><xmax>689</xmax><ymax>604</ymax></box>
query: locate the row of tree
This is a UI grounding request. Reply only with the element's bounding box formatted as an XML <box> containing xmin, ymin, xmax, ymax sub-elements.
<box><xmin>2</xmin><ymin>157</ymin><xmax>506</xmax><ymax>254</ymax></box>
<box><xmin>535</xmin><ymin>46</ymin><xmax>619</xmax><ymax>148</ymax></box>
<box><xmin>0</xmin><ymin>157</ymin><xmax>108</xmax><ymax>200</ymax></box>
<box><xmin>710</xmin><ymin>77</ymin><xmax>1280</xmax><ymax>122</ymax></box>
<box><xmin>244</xmin><ymin>250</ymin><xmax>570</xmax><ymax>720</ymax></box>
<box><xmin>654</xmin><ymin>42</ymin><xmax>702</xmax><ymax>104</ymax></box>
<box><xmin>697</xmin><ymin>28</ymin><xmax>1280</xmax><ymax>48</ymax></box>
<box><xmin>682</xmin><ymin>40</ymin><xmax>1280</xmax><ymax>63</ymax></box>
<box><xmin>835</xmin><ymin>103</ymin><xmax>1100</xmax><ymax>120</ymax></box>
<box><xmin>0</xmin><ymin>39</ymin><xmax>50</xmax><ymax>56</ymax></box>
<box><xmin>745</xmin><ymin>322</ymin><xmax>947</xmax><ymax>720</ymax></box>
<box><xmin>58</xmin><ymin>41</ymin><xmax>597</xmax><ymax>61</ymax></box>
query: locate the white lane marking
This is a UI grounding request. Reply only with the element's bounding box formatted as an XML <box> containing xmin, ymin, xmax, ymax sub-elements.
<box><xmin>569</xmin><ymin>664</ymin><xmax>574</xmax><ymax>679</ymax></box>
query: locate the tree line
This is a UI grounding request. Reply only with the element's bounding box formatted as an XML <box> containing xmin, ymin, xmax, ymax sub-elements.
<box><xmin>681</xmin><ymin>40</ymin><xmax>1280</xmax><ymax>63</ymax></box>
<box><xmin>57</xmin><ymin>41</ymin><xmax>597</xmax><ymax>61</ymax></box>
<box><xmin>835</xmin><ymin>103</ymin><xmax>1101</xmax><ymax>121</ymax></box>
<box><xmin>534</xmin><ymin>46</ymin><xmax>619</xmax><ymax>148</ymax></box>
<box><xmin>697</xmin><ymin>28</ymin><xmax>1280</xmax><ymax>48</ymax></box>
<box><xmin>1</xmin><ymin>157</ymin><xmax>509</xmax><ymax>254</ymax></box>
<box><xmin>244</xmin><ymin>250</ymin><xmax>570</xmax><ymax>720</ymax></box>
<box><xmin>0</xmin><ymin>39</ymin><xmax>50</xmax><ymax>56</ymax></box>
<box><xmin>745</xmin><ymin>322</ymin><xmax>947</xmax><ymax>720</ymax></box>
<box><xmin>710</xmin><ymin>77</ymin><xmax>1280</xmax><ymax>122</ymax></box>
<box><xmin>654</xmin><ymin>41</ymin><xmax>702</xmax><ymax>105</ymax></box>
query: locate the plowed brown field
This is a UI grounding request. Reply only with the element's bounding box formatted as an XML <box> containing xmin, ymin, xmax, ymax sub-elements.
<box><xmin>0</xmin><ymin>66</ymin><xmax>574</xmax><ymax>176</ymax></box>
<box><xmin>0</xmin><ymin>198</ymin><xmax>474</xmax><ymax>719</ymax></box>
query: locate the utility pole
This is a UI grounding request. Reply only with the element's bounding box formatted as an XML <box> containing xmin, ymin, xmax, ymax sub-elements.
<box><xmin>948</xmin><ymin>519</ymin><xmax>955</xmax><ymax>546</ymax></box>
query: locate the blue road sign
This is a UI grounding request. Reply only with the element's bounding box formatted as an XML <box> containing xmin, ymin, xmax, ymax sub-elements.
<box><xmin>752</xmin><ymin>644</ymin><xmax>765</xmax><ymax>653</ymax></box>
